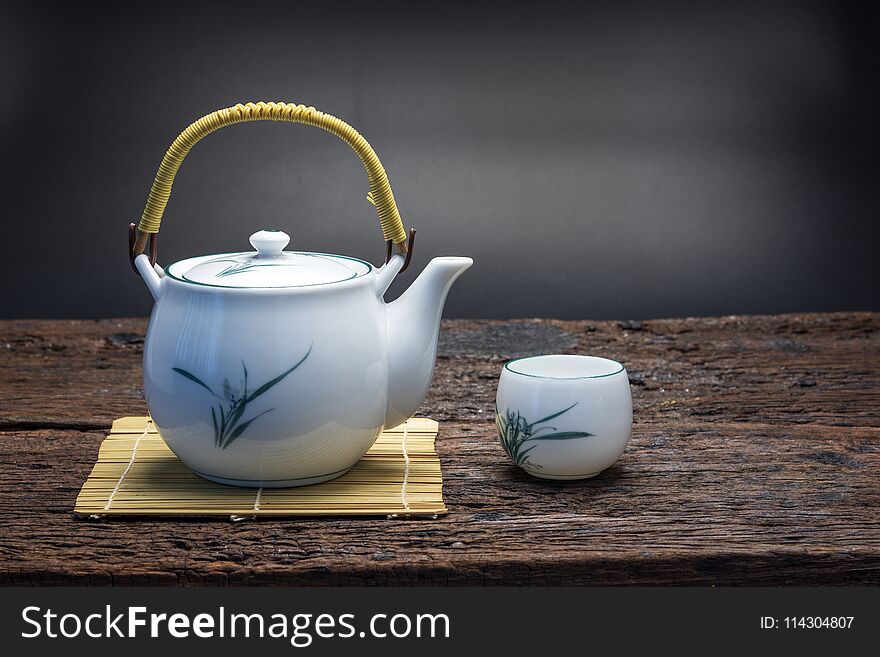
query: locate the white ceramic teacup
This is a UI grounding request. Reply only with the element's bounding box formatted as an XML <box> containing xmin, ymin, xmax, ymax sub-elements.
<box><xmin>495</xmin><ymin>355</ymin><xmax>633</xmax><ymax>480</ymax></box>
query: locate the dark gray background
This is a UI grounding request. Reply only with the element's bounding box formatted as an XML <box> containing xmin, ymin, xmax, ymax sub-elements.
<box><xmin>1</xmin><ymin>0</ymin><xmax>877</xmax><ymax>319</ymax></box>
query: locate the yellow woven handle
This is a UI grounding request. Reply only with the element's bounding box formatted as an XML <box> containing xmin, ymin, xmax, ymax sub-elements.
<box><xmin>132</xmin><ymin>101</ymin><xmax>408</xmax><ymax>257</ymax></box>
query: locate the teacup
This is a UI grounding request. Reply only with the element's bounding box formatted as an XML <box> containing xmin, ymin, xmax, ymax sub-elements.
<box><xmin>495</xmin><ymin>355</ymin><xmax>632</xmax><ymax>479</ymax></box>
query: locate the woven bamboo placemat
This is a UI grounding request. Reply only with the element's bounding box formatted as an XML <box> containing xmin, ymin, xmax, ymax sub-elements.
<box><xmin>75</xmin><ymin>417</ymin><xmax>446</xmax><ymax>519</ymax></box>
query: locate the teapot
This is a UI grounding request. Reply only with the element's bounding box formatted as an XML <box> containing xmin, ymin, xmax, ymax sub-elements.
<box><xmin>129</xmin><ymin>102</ymin><xmax>471</xmax><ymax>487</ymax></box>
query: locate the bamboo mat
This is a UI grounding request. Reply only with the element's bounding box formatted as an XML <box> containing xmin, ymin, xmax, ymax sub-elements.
<box><xmin>74</xmin><ymin>417</ymin><xmax>446</xmax><ymax>519</ymax></box>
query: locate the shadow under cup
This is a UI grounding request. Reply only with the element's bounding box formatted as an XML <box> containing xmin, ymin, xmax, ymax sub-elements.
<box><xmin>495</xmin><ymin>355</ymin><xmax>633</xmax><ymax>480</ymax></box>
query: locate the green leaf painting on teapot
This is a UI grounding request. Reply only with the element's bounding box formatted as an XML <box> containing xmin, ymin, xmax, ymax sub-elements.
<box><xmin>172</xmin><ymin>345</ymin><xmax>312</xmax><ymax>449</ymax></box>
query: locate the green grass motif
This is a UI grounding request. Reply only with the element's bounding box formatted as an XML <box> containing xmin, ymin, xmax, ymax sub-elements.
<box><xmin>172</xmin><ymin>345</ymin><xmax>312</xmax><ymax>449</ymax></box>
<box><xmin>214</xmin><ymin>259</ymin><xmax>295</xmax><ymax>278</ymax></box>
<box><xmin>495</xmin><ymin>402</ymin><xmax>593</xmax><ymax>469</ymax></box>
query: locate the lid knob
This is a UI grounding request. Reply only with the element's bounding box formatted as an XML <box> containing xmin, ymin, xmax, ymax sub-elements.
<box><xmin>249</xmin><ymin>229</ymin><xmax>290</xmax><ymax>257</ymax></box>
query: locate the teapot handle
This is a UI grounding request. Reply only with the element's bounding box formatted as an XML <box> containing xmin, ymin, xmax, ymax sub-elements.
<box><xmin>129</xmin><ymin>102</ymin><xmax>409</xmax><ymax>264</ymax></box>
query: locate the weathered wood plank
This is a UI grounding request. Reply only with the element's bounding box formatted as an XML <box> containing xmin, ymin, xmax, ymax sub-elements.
<box><xmin>2</xmin><ymin>314</ymin><xmax>877</xmax><ymax>429</ymax></box>
<box><xmin>0</xmin><ymin>313</ymin><xmax>877</xmax><ymax>585</ymax></box>
<box><xmin>0</xmin><ymin>419</ymin><xmax>877</xmax><ymax>585</ymax></box>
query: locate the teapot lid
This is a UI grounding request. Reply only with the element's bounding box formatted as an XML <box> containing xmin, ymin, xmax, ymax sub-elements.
<box><xmin>166</xmin><ymin>230</ymin><xmax>372</xmax><ymax>288</ymax></box>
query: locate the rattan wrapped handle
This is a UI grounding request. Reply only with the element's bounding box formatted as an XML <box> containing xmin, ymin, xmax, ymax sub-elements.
<box><xmin>131</xmin><ymin>102</ymin><xmax>408</xmax><ymax>259</ymax></box>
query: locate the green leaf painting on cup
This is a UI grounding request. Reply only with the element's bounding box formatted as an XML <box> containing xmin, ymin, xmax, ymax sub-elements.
<box><xmin>495</xmin><ymin>402</ymin><xmax>593</xmax><ymax>469</ymax></box>
<box><xmin>172</xmin><ymin>345</ymin><xmax>312</xmax><ymax>449</ymax></box>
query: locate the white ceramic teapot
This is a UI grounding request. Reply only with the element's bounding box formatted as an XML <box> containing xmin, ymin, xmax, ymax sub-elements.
<box><xmin>128</xmin><ymin>102</ymin><xmax>471</xmax><ymax>487</ymax></box>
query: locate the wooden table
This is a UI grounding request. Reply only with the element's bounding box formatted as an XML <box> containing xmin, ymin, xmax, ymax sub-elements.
<box><xmin>0</xmin><ymin>314</ymin><xmax>877</xmax><ymax>585</ymax></box>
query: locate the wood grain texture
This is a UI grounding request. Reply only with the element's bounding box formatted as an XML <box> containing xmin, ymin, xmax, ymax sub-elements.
<box><xmin>0</xmin><ymin>313</ymin><xmax>877</xmax><ymax>585</ymax></box>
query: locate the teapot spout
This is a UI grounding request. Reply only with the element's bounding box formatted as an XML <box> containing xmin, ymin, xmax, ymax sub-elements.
<box><xmin>384</xmin><ymin>256</ymin><xmax>473</xmax><ymax>428</ymax></box>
